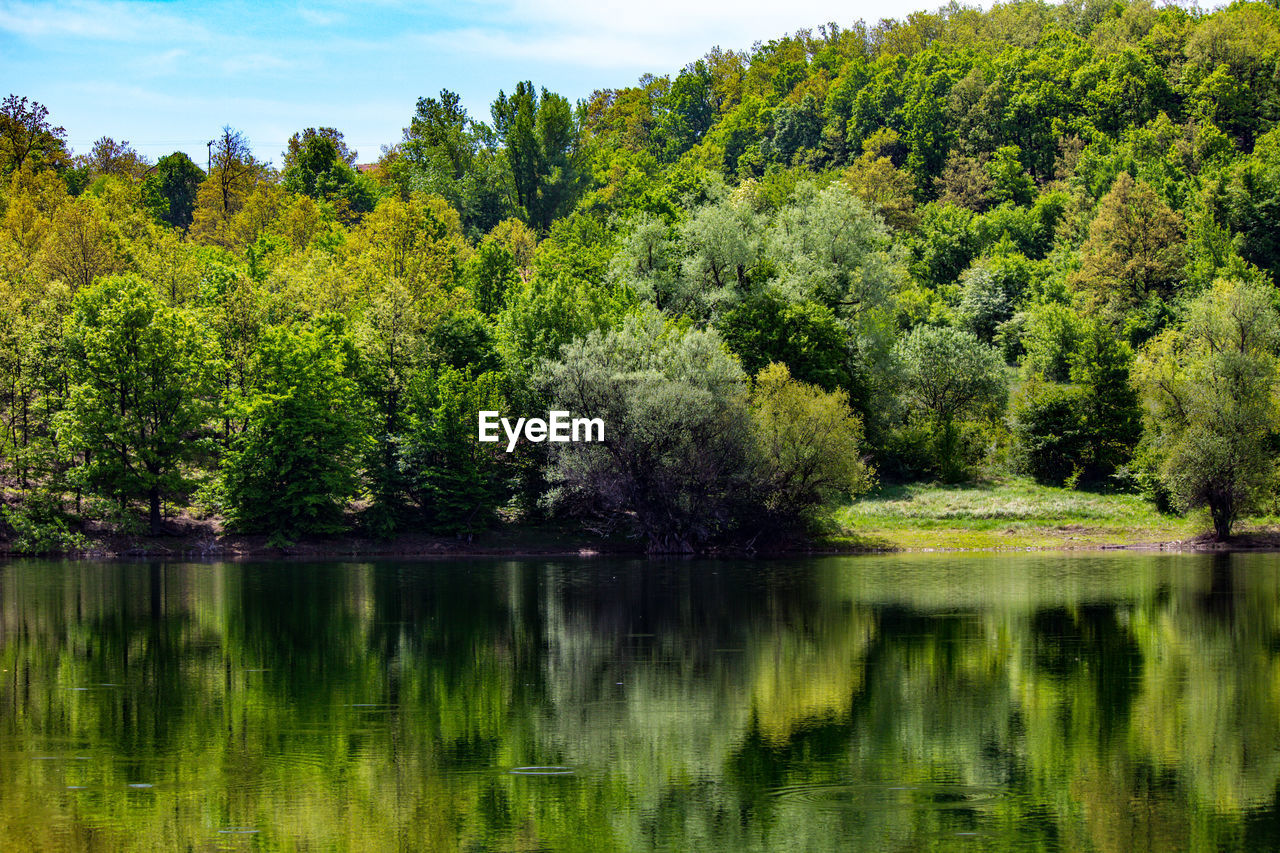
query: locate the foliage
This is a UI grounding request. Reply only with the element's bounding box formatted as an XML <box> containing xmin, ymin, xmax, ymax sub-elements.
<box><xmin>354</xmin><ymin>280</ymin><xmax>430</xmax><ymax>535</ymax></box>
<box><xmin>59</xmin><ymin>275</ymin><xmax>213</xmax><ymax>533</ymax></box>
<box><xmin>220</xmin><ymin>317</ymin><xmax>366</xmax><ymax>540</ymax></box>
<box><xmin>401</xmin><ymin>367</ymin><xmax>508</xmax><ymax>534</ymax></box>
<box><xmin>281</xmin><ymin>127</ymin><xmax>376</xmax><ymax>219</ymax></box>
<box><xmin>957</xmin><ymin>252</ymin><xmax>1032</xmax><ymax>343</ymax></box>
<box><xmin>9</xmin><ymin>1</ymin><xmax>1280</xmax><ymax>545</ymax></box>
<box><xmin>1134</xmin><ymin>279</ymin><xmax>1280</xmax><ymax>539</ymax></box>
<box><xmin>540</xmin><ymin>310</ymin><xmax>751</xmax><ymax>553</ymax></box>
<box><xmin>1073</xmin><ymin>173</ymin><xmax>1185</xmax><ymax>315</ymax></box>
<box><xmin>1</xmin><ymin>490</ymin><xmax>88</xmax><ymax>553</ymax></box>
<box><xmin>142</xmin><ymin>152</ymin><xmax>204</xmax><ymax>230</ymax></box>
<box><xmin>1012</xmin><ymin>382</ymin><xmax>1089</xmax><ymax>487</ymax></box>
<box><xmin>717</xmin><ymin>290</ymin><xmax>850</xmax><ymax>391</ymax></box>
<box><xmin>895</xmin><ymin>324</ymin><xmax>1007</xmax><ymax>482</ymax></box>
<box><xmin>0</xmin><ymin>94</ymin><xmax>68</xmax><ymax>174</ymax></box>
<box><xmin>492</xmin><ymin>82</ymin><xmax>585</xmax><ymax>233</ymax></box>
<box><xmin>463</xmin><ymin>238</ymin><xmax>520</xmax><ymax>316</ymax></box>
<box><xmin>1069</xmin><ymin>319</ymin><xmax>1143</xmax><ymax>481</ymax></box>
<box><xmin>749</xmin><ymin>362</ymin><xmax>874</xmax><ymax>533</ymax></box>
<box><xmin>1019</xmin><ymin>302</ymin><xmax>1084</xmax><ymax>382</ymax></box>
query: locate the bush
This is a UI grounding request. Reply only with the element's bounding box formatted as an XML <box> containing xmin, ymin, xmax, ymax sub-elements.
<box><xmin>3</xmin><ymin>493</ymin><xmax>89</xmax><ymax>555</ymax></box>
<box><xmin>1012</xmin><ymin>383</ymin><xmax>1089</xmax><ymax>486</ymax></box>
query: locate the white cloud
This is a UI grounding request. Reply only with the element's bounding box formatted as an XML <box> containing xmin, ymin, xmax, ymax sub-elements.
<box><xmin>414</xmin><ymin>27</ymin><xmax>692</xmax><ymax>71</ymax></box>
<box><xmin>130</xmin><ymin>48</ymin><xmax>187</xmax><ymax>78</ymax></box>
<box><xmin>410</xmin><ymin>0</ymin><xmax>961</xmax><ymax>76</ymax></box>
<box><xmin>220</xmin><ymin>53</ymin><xmax>297</xmax><ymax>75</ymax></box>
<box><xmin>0</xmin><ymin>0</ymin><xmax>206</xmax><ymax>42</ymax></box>
<box><xmin>298</xmin><ymin>4</ymin><xmax>344</xmax><ymax>26</ymax></box>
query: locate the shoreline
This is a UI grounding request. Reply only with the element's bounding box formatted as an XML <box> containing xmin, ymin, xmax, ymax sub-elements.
<box><xmin>5</xmin><ymin>524</ymin><xmax>1280</xmax><ymax>561</ymax></box>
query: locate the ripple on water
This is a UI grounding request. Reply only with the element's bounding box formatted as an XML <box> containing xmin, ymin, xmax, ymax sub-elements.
<box><xmin>770</xmin><ymin>782</ymin><xmax>1008</xmax><ymax>812</ymax></box>
<box><xmin>508</xmin><ymin>766</ymin><xmax>576</xmax><ymax>776</ymax></box>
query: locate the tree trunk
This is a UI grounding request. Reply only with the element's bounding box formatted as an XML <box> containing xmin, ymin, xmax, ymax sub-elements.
<box><xmin>1209</xmin><ymin>495</ymin><xmax>1233</xmax><ymax>541</ymax></box>
<box><xmin>149</xmin><ymin>486</ymin><xmax>162</xmax><ymax>536</ymax></box>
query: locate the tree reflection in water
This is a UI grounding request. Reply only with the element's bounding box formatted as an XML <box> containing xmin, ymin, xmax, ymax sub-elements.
<box><xmin>0</xmin><ymin>552</ymin><xmax>1278</xmax><ymax>851</ymax></box>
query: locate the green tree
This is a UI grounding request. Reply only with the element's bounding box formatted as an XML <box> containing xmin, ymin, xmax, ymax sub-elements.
<box><xmin>896</xmin><ymin>324</ymin><xmax>1006</xmax><ymax>481</ymax></box>
<box><xmin>656</xmin><ymin>61</ymin><xmax>716</xmax><ymax>161</ymax></box>
<box><xmin>716</xmin><ymin>290</ymin><xmax>851</xmax><ymax>391</ymax></box>
<box><xmin>221</xmin><ymin>317</ymin><xmax>366</xmax><ymax>539</ymax></box>
<box><xmin>400</xmin><ymin>367</ymin><xmax>508</xmax><ymax>534</ymax></box>
<box><xmin>190</xmin><ymin>127</ymin><xmax>264</xmax><ymax>245</ymax></box>
<box><xmin>768</xmin><ymin>181</ymin><xmax>903</xmax><ymax>318</ymax></box>
<box><xmin>1073</xmin><ymin>173</ymin><xmax>1185</xmax><ymax>314</ymax></box>
<box><xmin>355</xmin><ymin>281</ymin><xmax>429</xmax><ymax>536</ymax></box>
<box><xmin>1012</xmin><ymin>381</ymin><xmax>1089</xmax><ymax>486</ymax></box>
<box><xmin>404</xmin><ymin>90</ymin><xmax>473</xmax><ymax>181</ymax></box>
<box><xmin>59</xmin><ymin>275</ymin><xmax>213</xmax><ymax>534</ymax></box>
<box><xmin>281</xmin><ymin>127</ymin><xmax>375</xmax><ymax>218</ymax></box>
<box><xmin>142</xmin><ymin>152</ymin><xmax>205</xmax><ymax>230</ymax></box>
<box><xmin>0</xmin><ymin>94</ymin><xmax>69</xmax><ymax>174</ymax></box>
<box><xmin>497</xmin><ymin>251</ymin><xmax>632</xmax><ymax>371</ymax></box>
<box><xmin>749</xmin><ymin>362</ymin><xmax>874</xmax><ymax>534</ymax></box>
<box><xmin>1211</xmin><ymin>127</ymin><xmax>1280</xmax><ymax>282</ymax></box>
<box><xmin>985</xmin><ymin>146</ymin><xmax>1034</xmax><ymax>207</ymax></box>
<box><xmin>80</xmin><ymin>136</ymin><xmax>148</xmax><ymax>181</ymax></box>
<box><xmin>491</xmin><ymin>82</ymin><xmax>585</xmax><ymax>232</ymax></box>
<box><xmin>1135</xmin><ymin>280</ymin><xmax>1280</xmax><ymax>540</ymax></box>
<box><xmin>841</xmin><ymin>141</ymin><xmax>918</xmax><ymax>231</ymax></box>
<box><xmin>674</xmin><ymin>190</ymin><xmax>764</xmax><ymax>319</ymax></box>
<box><xmin>1069</xmin><ymin>320</ymin><xmax>1142</xmax><ymax>481</ymax></box>
<box><xmin>910</xmin><ymin>203</ymin><xmax>980</xmax><ymax>290</ymax></box>
<box><xmin>390</xmin><ymin>90</ymin><xmax>514</xmax><ymax>235</ymax></box>
<box><xmin>1019</xmin><ymin>302</ymin><xmax>1085</xmax><ymax>382</ymax></box>
<box><xmin>957</xmin><ymin>253</ymin><xmax>1032</xmax><ymax>343</ymax></box>
<box><xmin>462</xmin><ymin>239</ymin><xmax>520</xmax><ymax>316</ymax></box>
<box><xmin>429</xmin><ymin>308</ymin><xmax>500</xmax><ymax>375</ymax></box>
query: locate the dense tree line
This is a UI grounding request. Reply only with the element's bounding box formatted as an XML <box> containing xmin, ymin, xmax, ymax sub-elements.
<box><xmin>4</xmin><ymin>0</ymin><xmax>1280</xmax><ymax>549</ymax></box>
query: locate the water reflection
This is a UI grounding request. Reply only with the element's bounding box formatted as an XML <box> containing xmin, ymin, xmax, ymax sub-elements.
<box><xmin>0</xmin><ymin>553</ymin><xmax>1279</xmax><ymax>850</ymax></box>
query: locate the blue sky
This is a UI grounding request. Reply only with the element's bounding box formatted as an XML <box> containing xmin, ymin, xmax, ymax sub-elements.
<box><xmin>2</xmin><ymin>0</ymin><xmax>947</xmax><ymax>167</ymax></box>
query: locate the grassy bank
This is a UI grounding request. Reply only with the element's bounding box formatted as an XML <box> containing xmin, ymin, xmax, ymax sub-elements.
<box><xmin>831</xmin><ymin>476</ymin><xmax>1272</xmax><ymax>552</ymax></box>
<box><xmin>5</xmin><ymin>477</ymin><xmax>1278</xmax><ymax>558</ymax></box>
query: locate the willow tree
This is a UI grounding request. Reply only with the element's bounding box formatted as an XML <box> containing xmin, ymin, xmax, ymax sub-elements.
<box><xmin>1134</xmin><ymin>279</ymin><xmax>1280</xmax><ymax>540</ymax></box>
<box><xmin>539</xmin><ymin>309</ymin><xmax>750</xmax><ymax>553</ymax></box>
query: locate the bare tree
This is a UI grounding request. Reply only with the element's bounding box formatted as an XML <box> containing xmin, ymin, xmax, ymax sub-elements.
<box><xmin>211</xmin><ymin>126</ymin><xmax>259</xmax><ymax>216</ymax></box>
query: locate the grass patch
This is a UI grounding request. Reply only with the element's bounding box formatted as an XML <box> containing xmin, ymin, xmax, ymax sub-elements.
<box><xmin>833</xmin><ymin>476</ymin><xmax>1207</xmax><ymax>551</ymax></box>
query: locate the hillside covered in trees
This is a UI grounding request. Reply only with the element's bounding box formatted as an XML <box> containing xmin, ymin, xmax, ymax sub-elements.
<box><xmin>2</xmin><ymin>0</ymin><xmax>1280</xmax><ymax>553</ymax></box>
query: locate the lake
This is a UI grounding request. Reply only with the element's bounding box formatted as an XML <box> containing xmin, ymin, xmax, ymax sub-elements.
<box><xmin>1</xmin><ymin>552</ymin><xmax>1278</xmax><ymax>851</ymax></box>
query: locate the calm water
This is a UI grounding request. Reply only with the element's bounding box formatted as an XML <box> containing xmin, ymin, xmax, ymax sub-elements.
<box><xmin>2</xmin><ymin>553</ymin><xmax>1280</xmax><ymax>851</ymax></box>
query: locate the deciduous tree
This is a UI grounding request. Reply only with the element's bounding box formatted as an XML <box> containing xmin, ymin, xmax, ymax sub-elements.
<box><xmin>59</xmin><ymin>275</ymin><xmax>214</xmax><ymax>533</ymax></box>
<box><xmin>1134</xmin><ymin>279</ymin><xmax>1280</xmax><ymax>540</ymax></box>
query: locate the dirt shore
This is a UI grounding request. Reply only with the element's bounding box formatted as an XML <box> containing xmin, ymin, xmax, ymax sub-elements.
<box><xmin>4</xmin><ymin>518</ymin><xmax>1278</xmax><ymax>560</ymax></box>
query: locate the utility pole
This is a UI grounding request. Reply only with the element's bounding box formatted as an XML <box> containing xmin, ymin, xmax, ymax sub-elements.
<box><xmin>207</xmin><ymin>139</ymin><xmax>213</xmax><ymax>173</ymax></box>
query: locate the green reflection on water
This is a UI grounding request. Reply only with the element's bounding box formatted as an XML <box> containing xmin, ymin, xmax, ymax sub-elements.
<box><xmin>1</xmin><ymin>553</ymin><xmax>1278</xmax><ymax>851</ymax></box>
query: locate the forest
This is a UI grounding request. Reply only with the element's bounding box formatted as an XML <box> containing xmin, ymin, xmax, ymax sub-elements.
<box><xmin>2</xmin><ymin>0</ymin><xmax>1279</xmax><ymax>553</ymax></box>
